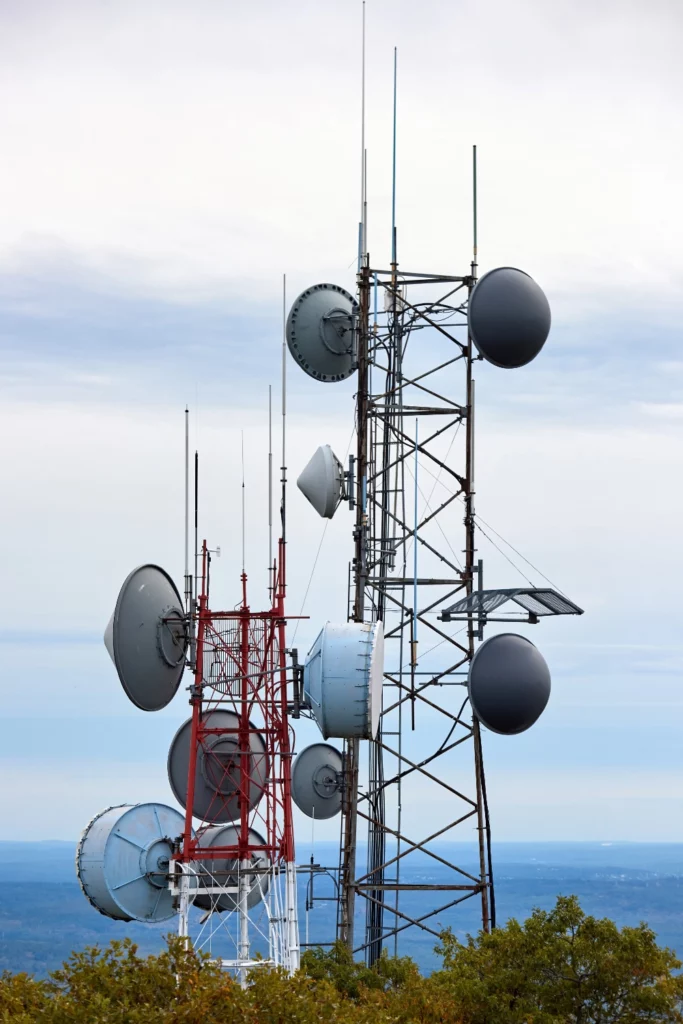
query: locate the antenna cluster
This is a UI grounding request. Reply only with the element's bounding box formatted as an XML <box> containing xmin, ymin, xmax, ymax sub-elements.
<box><xmin>76</xmin><ymin>9</ymin><xmax>583</xmax><ymax>975</ymax></box>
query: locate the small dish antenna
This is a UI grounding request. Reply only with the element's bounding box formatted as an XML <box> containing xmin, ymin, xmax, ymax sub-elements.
<box><xmin>297</xmin><ymin>445</ymin><xmax>346</xmax><ymax>519</ymax></box>
<box><xmin>167</xmin><ymin>710</ymin><xmax>268</xmax><ymax>822</ymax></box>
<box><xmin>468</xmin><ymin>267</ymin><xmax>551</xmax><ymax>368</ymax></box>
<box><xmin>468</xmin><ymin>633</ymin><xmax>551</xmax><ymax>735</ymax></box>
<box><xmin>286</xmin><ymin>283</ymin><xmax>358</xmax><ymax>382</ymax></box>
<box><xmin>104</xmin><ymin>564</ymin><xmax>187</xmax><ymax>712</ymax></box>
<box><xmin>292</xmin><ymin>742</ymin><xmax>343</xmax><ymax>819</ymax></box>
<box><xmin>76</xmin><ymin>803</ymin><xmax>187</xmax><ymax>922</ymax></box>
<box><xmin>194</xmin><ymin>825</ymin><xmax>269</xmax><ymax>913</ymax></box>
<box><xmin>303</xmin><ymin>621</ymin><xmax>384</xmax><ymax>740</ymax></box>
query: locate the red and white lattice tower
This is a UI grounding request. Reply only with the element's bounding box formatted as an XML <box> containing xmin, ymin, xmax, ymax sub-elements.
<box><xmin>171</xmin><ymin>537</ymin><xmax>299</xmax><ymax>981</ymax></box>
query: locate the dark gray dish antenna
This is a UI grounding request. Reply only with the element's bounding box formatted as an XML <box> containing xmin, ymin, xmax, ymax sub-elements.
<box><xmin>468</xmin><ymin>633</ymin><xmax>551</xmax><ymax>735</ymax></box>
<box><xmin>292</xmin><ymin>743</ymin><xmax>343</xmax><ymax>819</ymax></box>
<box><xmin>167</xmin><ymin>710</ymin><xmax>268</xmax><ymax>823</ymax></box>
<box><xmin>104</xmin><ymin>564</ymin><xmax>187</xmax><ymax>712</ymax></box>
<box><xmin>286</xmin><ymin>283</ymin><xmax>358</xmax><ymax>382</ymax></box>
<box><xmin>468</xmin><ymin>267</ymin><xmax>551</xmax><ymax>369</ymax></box>
<box><xmin>194</xmin><ymin>825</ymin><xmax>269</xmax><ymax>913</ymax></box>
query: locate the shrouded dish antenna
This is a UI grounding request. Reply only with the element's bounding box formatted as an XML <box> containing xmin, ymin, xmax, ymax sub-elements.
<box><xmin>468</xmin><ymin>633</ymin><xmax>551</xmax><ymax>735</ymax></box>
<box><xmin>468</xmin><ymin>267</ymin><xmax>551</xmax><ymax>369</ymax></box>
<box><xmin>298</xmin><ymin>445</ymin><xmax>345</xmax><ymax>519</ymax></box>
<box><xmin>303</xmin><ymin>621</ymin><xmax>384</xmax><ymax>740</ymax></box>
<box><xmin>292</xmin><ymin>742</ymin><xmax>343</xmax><ymax>819</ymax></box>
<box><xmin>104</xmin><ymin>564</ymin><xmax>187</xmax><ymax>712</ymax></box>
<box><xmin>194</xmin><ymin>826</ymin><xmax>269</xmax><ymax>913</ymax></box>
<box><xmin>286</xmin><ymin>283</ymin><xmax>358</xmax><ymax>382</ymax></box>
<box><xmin>76</xmin><ymin>803</ymin><xmax>187</xmax><ymax>922</ymax></box>
<box><xmin>167</xmin><ymin>710</ymin><xmax>268</xmax><ymax>823</ymax></box>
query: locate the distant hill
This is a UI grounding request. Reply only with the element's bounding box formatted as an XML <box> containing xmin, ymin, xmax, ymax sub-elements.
<box><xmin>1</xmin><ymin>841</ymin><xmax>682</xmax><ymax>977</ymax></box>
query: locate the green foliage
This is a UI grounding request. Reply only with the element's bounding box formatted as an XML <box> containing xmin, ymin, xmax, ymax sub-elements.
<box><xmin>0</xmin><ymin>897</ymin><xmax>681</xmax><ymax>1023</ymax></box>
<box><xmin>434</xmin><ymin>894</ymin><xmax>683</xmax><ymax>1024</ymax></box>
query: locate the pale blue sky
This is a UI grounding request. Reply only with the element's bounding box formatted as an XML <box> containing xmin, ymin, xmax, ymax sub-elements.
<box><xmin>1</xmin><ymin>0</ymin><xmax>682</xmax><ymax>844</ymax></box>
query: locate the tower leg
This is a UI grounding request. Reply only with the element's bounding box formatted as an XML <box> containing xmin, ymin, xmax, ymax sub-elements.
<box><xmin>285</xmin><ymin>860</ymin><xmax>300</xmax><ymax>972</ymax></box>
<box><xmin>238</xmin><ymin>860</ymin><xmax>250</xmax><ymax>988</ymax></box>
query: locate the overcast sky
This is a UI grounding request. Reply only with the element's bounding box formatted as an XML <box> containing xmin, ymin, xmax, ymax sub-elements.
<box><xmin>1</xmin><ymin>0</ymin><xmax>683</xmax><ymax>846</ymax></box>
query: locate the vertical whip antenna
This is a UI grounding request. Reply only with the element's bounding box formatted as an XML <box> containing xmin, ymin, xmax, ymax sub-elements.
<box><xmin>268</xmin><ymin>384</ymin><xmax>273</xmax><ymax>597</ymax></box>
<box><xmin>184</xmin><ymin>406</ymin><xmax>190</xmax><ymax>613</ymax></box>
<box><xmin>391</xmin><ymin>47</ymin><xmax>398</xmax><ymax>266</ymax></box>
<box><xmin>358</xmin><ymin>1</ymin><xmax>367</xmax><ymax>266</ymax></box>
<box><xmin>194</xmin><ymin>451</ymin><xmax>199</xmax><ymax>600</ymax></box>
<box><xmin>472</xmin><ymin>144</ymin><xmax>478</xmax><ymax>276</ymax></box>
<box><xmin>241</xmin><ymin>430</ymin><xmax>246</xmax><ymax>575</ymax></box>
<box><xmin>281</xmin><ymin>274</ymin><xmax>287</xmax><ymax>546</ymax></box>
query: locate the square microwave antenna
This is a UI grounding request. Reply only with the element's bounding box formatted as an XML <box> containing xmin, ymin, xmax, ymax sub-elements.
<box><xmin>167</xmin><ymin>709</ymin><xmax>268</xmax><ymax>823</ymax></box>
<box><xmin>286</xmin><ymin>283</ymin><xmax>358</xmax><ymax>382</ymax></box>
<box><xmin>104</xmin><ymin>564</ymin><xmax>187</xmax><ymax>712</ymax></box>
<box><xmin>303</xmin><ymin>621</ymin><xmax>384</xmax><ymax>740</ymax></box>
<box><xmin>77</xmin><ymin>802</ymin><xmax>188</xmax><ymax>922</ymax></box>
<box><xmin>468</xmin><ymin>633</ymin><xmax>551</xmax><ymax>735</ymax></box>
<box><xmin>297</xmin><ymin>445</ymin><xmax>345</xmax><ymax>519</ymax></box>
<box><xmin>468</xmin><ymin>267</ymin><xmax>551</xmax><ymax>368</ymax></box>
<box><xmin>292</xmin><ymin>743</ymin><xmax>343</xmax><ymax>819</ymax></box>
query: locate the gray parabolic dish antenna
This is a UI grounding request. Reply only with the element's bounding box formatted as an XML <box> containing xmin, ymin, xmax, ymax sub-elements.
<box><xmin>292</xmin><ymin>742</ymin><xmax>343</xmax><ymax>819</ymax></box>
<box><xmin>194</xmin><ymin>825</ymin><xmax>269</xmax><ymax>913</ymax></box>
<box><xmin>286</xmin><ymin>283</ymin><xmax>358</xmax><ymax>382</ymax></box>
<box><xmin>468</xmin><ymin>633</ymin><xmax>551</xmax><ymax>735</ymax></box>
<box><xmin>468</xmin><ymin>267</ymin><xmax>551</xmax><ymax>369</ymax></box>
<box><xmin>167</xmin><ymin>710</ymin><xmax>268</xmax><ymax>823</ymax></box>
<box><xmin>76</xmin><ymin>803</ymin><xmax>187</xmax><ymax>923</ymax></box>
<box><xmin>297</xmin><ymin>445</ymin><xmax>345</xmax><ymax>519</ymax></box>
<box><xmin>104</xmin><ymin>564</ymin><xmax>187</xmax><ymax>712</ymax></box>
<box><xmin>303</xmin><ymin>621</ymin><xmax>384</xmax><ymax>740</ymax></box>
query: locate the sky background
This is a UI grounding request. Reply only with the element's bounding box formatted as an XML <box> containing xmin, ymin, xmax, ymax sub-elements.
<box><xmin>1</xmin><ymin>0</ymin><xmax>683</xmax><ymax>844</ymax></box>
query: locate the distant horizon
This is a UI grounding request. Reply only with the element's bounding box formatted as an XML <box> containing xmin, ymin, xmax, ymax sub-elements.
<box><xmin>5</xmin><ymin>838</ymin><xmax>683</xmax><ymax>847</ymax></box>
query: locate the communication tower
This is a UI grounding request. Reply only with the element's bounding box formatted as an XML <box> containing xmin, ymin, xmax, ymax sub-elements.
<box><xmin>286</xmin><ymin>80</ymin><xmax>582</xmax><ymax>961</ymax></box>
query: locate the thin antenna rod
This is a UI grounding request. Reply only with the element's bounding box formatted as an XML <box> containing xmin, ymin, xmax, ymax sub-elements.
<box><xmin>412</xmin><ymin>418</ymin><xmax>418</xmax><ymax>654</ymax></box>
<box><xmin>281</xmin><ymin>274</ymin><xmax>287</xmax><ymax>545</ymax></box>
<box><xmin>241</xmin><ymin>430</ymin><xmax>246</xmax><ymax>575</ymax></box>
<box><xmin>268</xmin><ymin>384</ymin><xmax>273</xmax><ymax>596</ymax></box>
<box><xmin>472</xmin><ymin>144</ymin><xmax>478</xmax><ymax>273</ymax></box>
<box><xmin>184</xmin><ymin>406</ymin><xmax>190</xmax><ymax>613</ymax></box>
<box><xmin>194</xmin><ymin>451</ymin><xmax>199</xmax><ymax>598</ymax></box>
<box><xmin>360</xmin><ymin>1</ymin><xmax>366</xmax><ymax>256</ymax></box>
<box><xmin>391</xmin><ymin>47</ymin><xmax>398</xmax><ymax>265</ymax></box>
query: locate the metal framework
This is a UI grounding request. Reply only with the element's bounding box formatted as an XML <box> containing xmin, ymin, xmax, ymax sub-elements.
<box><xmin>172</xmin><ymin>538</ymin><xmax>300</xmax><ymax>981</ymax></box>
<box><xmin>337</xmin><ymin>250</ymin><xmax>496</xmax><ymax>963</ymax></box>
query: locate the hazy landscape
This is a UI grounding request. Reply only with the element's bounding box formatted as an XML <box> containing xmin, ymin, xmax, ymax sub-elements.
<box><xmin>2</xmin><ymin>840</ymin><xmax>681</xmax><ymax>978</ymax></box>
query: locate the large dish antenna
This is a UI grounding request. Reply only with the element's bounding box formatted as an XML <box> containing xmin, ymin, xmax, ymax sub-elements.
<box><xmin>468</xmin><ymin>267</ymin><xmax>551</xmax><ymax>369</ymax></box>
<box><xmin>303</xmin><ymin>621</ymin><xmax>384</xmax><ymax>740</ymax></box>
<box><xmin>104</xmin><ymin>564</ymin><xmax>187</xmax><ymax>712</ymax></box>
<box><xmin>297</xmin><ymin>445</ymin><xmax>345</xmax><ymax>519</ymax></box>
<box><xmin>76</xmin><ymin>803</ymin><xmax>186</xmax><ymax>922</ymax></box>
<box><xmin>286</xmin><ymin>283</ymin><xmax>358</xmax><ymax>382</ymax></box>
<box><xmin>167</xmin><ymin>710</ymin><xmax>268</xmax><ymax>822</ymax></box>
<box><xmin>194</xmin><ymin>825</ymin><xmax>269</xmax><ymax>913</ymax></box>
<box><xmin>468</xmin><ymin>633</ymin><xmax>551</xmax><ymax>735</ymax></box>
<box><xmin>292</xmin><ymin>743</ymin><xmax>343</xmax><ymax>819</ymax></box>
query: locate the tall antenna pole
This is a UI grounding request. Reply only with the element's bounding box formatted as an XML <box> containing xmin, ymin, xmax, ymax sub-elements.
<box><xmin>472</xmin><ymin>144</ymin><xmax>478</xmax><ymax>276</ymax></box>
<box><xmin>194</xmin><ymin>451</ymin><xmax>199</xmax><ymax>602</ymax></box>
<box><xmin>391</xmin><ymin>46</ymin><xmax>398</xmax><ymax>266</ymax></box>
<box><xmin>359</xmin><ymin>1</ymin><xmax>367</xmax><ymax>261</ymax></box>
<box><xmin>241</xmin><ymin>430</ymin><xmax>246</xmax><ymax>575</ymax></box>
<box><xmin>184</xmin><ymin>407</ymin><xmax>191</xmax><ymax>613</ymax></box>
<box><xmin>268</xmin><ymin>384</ymin><xmax>273</xmax><ymax>598</ymax></box>
<box><xmin>281</xmin><ymin>274</ymin><xmax>287</xmax><ymax>550</ymax></box>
